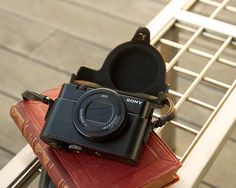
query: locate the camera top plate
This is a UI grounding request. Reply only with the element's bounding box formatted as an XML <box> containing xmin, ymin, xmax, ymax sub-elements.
<box><xmin>72</xmin><ymin>27</ymin><xmax>167</xmax><ymax>96</ymax></box>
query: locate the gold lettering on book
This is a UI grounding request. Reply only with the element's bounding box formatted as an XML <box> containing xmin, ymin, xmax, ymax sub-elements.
<box><xmin>28</xmin><ymin>133</ymin><xmax>34</xmax><ymax>147</ymax></box>
<box><xmin>10</xmin><ymin>106</ymin><xmax>24</xmax><ymax>131</ymax></box>
<box><xmin>58</xmin><ymin>179</ymin><xmax>69</xmax><ymax>188</ymax></box>
<box><xmin>35</xmin><ymin>143</ymin><xmax>49</xmax><ymax>165</ymax></box>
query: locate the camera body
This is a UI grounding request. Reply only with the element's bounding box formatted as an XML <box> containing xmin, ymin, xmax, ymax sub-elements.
<box><xmin>40</xmin><ymin>83</ymin><xmax>158</xmax><ymax>164</ymax></box>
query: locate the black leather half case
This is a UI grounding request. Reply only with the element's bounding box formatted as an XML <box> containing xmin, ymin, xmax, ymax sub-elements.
<box><xmin>71</xmin><ymin>27</ymin><xmax>167</xmax><ymax>96</ymax></box>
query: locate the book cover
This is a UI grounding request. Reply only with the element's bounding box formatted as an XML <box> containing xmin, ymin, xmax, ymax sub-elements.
<box><xmin>10</xmin><ymin>86</ymin><xmax>181</xmax><ymax>188</ymax></box>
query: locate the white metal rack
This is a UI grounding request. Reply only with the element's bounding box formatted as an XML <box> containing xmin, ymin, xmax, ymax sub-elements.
<box><xmin>0</xmin><ymin>0</ymin><xmax>235</xmax><ymax>187</ymax></box>
<box><xmin>148</xmin><ymin>0</ymin><xmax>236</xmax><ymax>187</ymax></box>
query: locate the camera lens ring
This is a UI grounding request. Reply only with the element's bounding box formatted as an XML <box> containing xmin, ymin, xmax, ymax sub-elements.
<box><xmin>73</xmin><ymin>88</ymin><xmax>126</xmax><ymax>141</ymax></box>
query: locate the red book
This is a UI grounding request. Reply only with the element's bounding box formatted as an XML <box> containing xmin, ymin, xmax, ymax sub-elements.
<box><xmin>10</xmin><ymin>86</ymin><xmax>181</xmax><ymax>188</ymax></box>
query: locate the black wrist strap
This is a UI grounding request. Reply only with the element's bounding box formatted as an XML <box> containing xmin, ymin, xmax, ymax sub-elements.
<box><xmin>21</xmin><ymin>90</ymin><xmax>54</xmax><ymax>108</ymax></box>
<box><xmin>152</xmin><ymin>97</ymin><xmax>175</xmax><ymax>128</ymax></box>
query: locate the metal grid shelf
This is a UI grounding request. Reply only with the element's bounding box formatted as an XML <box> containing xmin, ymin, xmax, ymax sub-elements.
<box><xmin>148</xmin><ymin>0</ymin><xmax>236</xmax><ymax>187</ymax></box>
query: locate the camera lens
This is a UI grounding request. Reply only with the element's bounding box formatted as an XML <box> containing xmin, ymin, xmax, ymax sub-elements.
<box><xmin>85</xmin><ymin>99</ymin><xmax>113</xmax><ymax>126</ymax></box>
<box><xmin>73</xmin><ymin>88</ymin><xmax>126</xmax><ymax>141</ymax></box>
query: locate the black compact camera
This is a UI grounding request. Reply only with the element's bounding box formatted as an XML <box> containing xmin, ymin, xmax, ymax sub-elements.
<box><xmin>22</xmin><ymin>27</ymin><xmax>175</xmax><ymax>165</ymax></box>
<box><xmin>40</xmin><ymin>83</ymin><xmax>162</xmax><ymax>164</ymax></box>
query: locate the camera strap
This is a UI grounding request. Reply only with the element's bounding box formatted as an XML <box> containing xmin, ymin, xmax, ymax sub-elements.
<box><xmin>21</xmin><ymin>90</ymin><xmax>54</xmax><ymax>108</ymax></box>
<box><xmin>152</xmin><ymin>97</ymin><xmax>175</xmax><ymax>128</ymax></box>
<box><xmin>21</xmin><ymin>89</ymin><xmax>175</xmax><ymax>128</ymax></box>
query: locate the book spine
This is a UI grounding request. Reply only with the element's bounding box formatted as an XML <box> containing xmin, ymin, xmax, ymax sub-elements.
<box><xmin>10</xmin><ymin>104</ymin><xmax>76</xmax><ymax>188</ymax></box>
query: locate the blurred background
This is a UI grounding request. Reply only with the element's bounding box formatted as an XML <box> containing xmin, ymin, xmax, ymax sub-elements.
<box><xmin>0</xmin><ymin>0</ymin><xmax>235</xmax><ymax>187</ymax></box>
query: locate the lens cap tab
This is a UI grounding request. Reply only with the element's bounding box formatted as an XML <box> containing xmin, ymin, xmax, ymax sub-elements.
<box><xmin>72</xmin><ymin>27</ymin><xmax>167</xmax><ymax>96</ymax></box>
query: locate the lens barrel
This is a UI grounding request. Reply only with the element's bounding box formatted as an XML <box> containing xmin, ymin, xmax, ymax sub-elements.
<box><xmin>73</xmin><ymin>88</ymin><xmax>126</xmax><ymax>141</ymax></box>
